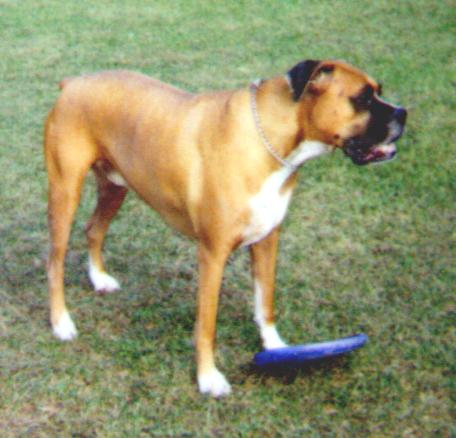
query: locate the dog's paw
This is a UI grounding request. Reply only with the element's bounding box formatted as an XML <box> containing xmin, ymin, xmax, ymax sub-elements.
<box><xmin>89</xmin><ymin>262</ymin><xmax>120</xmax><ymax>294</ymax></box>
<box><xmin>198</xmin><ymin>368</ymin><xmax>232</xmax><ymax>398</ymax></box>
<box><xmin>53</xmin><ymin>311</ymin><xmax>78</xmax><ymax>341</ymax></box>
<box><xmin>262</xmin><ymin>324</ymin><xmax>288</xmax><ymax>350</ymax></box>
<box><xmin>92</xmin><ymin>272</ymin><xmax>120</xmax><ymax>294</ymax></box>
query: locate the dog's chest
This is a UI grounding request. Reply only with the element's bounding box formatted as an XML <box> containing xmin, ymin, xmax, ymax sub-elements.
<box><xmin>241</xmin><ymin>170</ymin><xmax>293</xmax><ymax>247</ymax></box>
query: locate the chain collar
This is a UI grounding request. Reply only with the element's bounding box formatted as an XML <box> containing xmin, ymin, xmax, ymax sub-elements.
<box><xmin>249</xmin><ymin>83</ymin><xmax>298</xmax><ymax>172</ymax></box>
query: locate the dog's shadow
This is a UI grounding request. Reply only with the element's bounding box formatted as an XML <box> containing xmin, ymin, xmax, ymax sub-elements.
<box><xmin>239</xmin><ymin>355</ymin><xmax>350</xmax><ymax>385</ymax></box>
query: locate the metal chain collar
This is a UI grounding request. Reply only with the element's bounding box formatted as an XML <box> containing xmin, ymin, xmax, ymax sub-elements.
<box><xmin>249</xmin><ymin>83</ymin><xmax>298</xmax><ymax>172</ymax></box>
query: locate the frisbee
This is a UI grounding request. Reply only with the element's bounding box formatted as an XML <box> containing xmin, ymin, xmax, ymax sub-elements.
<box><xmin>254</xmin><ymin>333</ymin><xmax>368</xmax><ymax>367</ymax></box>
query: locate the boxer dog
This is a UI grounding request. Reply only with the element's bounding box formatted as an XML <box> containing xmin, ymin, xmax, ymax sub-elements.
<box><xmin>44</xmin><ymin>59</ymin><xmax>406</xmax><ymax>396</ymax></box>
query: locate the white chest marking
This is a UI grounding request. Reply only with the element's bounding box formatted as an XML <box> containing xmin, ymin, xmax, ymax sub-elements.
<box><xmin>287</xmin><ymin>140</ymin><xmax>332</xmax><ymax>168</ymax></box>
<box><xmin>242</xmin><ymin>175</ymin><xmax>292</xmax><ymax>247</ymax></box>
<box><xmin>241</xmin><ymin>141</ymin><xmax>331</xmax><ymax>247</ymax></box>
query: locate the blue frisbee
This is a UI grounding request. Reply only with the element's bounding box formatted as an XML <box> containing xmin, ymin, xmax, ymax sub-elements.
<box><xmin>254</xmin><ymin>333</ymin><xmax>368</xmax><ymax>367</ymax></box>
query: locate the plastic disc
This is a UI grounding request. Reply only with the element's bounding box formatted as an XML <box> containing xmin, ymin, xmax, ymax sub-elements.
<box><xmin>254</xmin><ymin>333</ymin><xmax>368</xmax><ymax>367</ymax></box>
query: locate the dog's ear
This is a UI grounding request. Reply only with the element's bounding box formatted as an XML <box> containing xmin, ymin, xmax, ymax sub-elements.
<box><xmin>288</xmin><ymin>60</ymin><xmax>320</xmax><ymax>101</ymax></box>
<box><xmin>288</xmin><ymin>60</ymin><xmax>335</xmax><ymax>101</ymax></box>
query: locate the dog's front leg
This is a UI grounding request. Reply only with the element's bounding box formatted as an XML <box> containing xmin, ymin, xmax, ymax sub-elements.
<box><xmin>250</xmin><ymin>229</ymin><xmax>287</xmax><ymax>350</ymax></box>
<box><xmin>195</xmin><ymin>244</ymin><xmax>231</xmax><ymax>397</ymax></box>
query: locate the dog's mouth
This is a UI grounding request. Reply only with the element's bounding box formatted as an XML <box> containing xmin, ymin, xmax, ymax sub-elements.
<box><xmin>343</xmin><ymin>105</ymin><xmax>406</xmax><ymax>165</ymax></box>
<box><xmin>343</xmin><ymin>141</ymin><xmax>397</xmax><ymax>166</ymax></box>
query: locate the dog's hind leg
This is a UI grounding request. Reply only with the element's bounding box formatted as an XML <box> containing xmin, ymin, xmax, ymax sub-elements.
<box><xmin>45</xmin><ymin>113</ymin><xmax>97</xmax><ymax>341</ymax></box>
<box><xmin>85</xmin><ymin>161</ymin><xmax>128</xmax><ymax>293</ymax></box>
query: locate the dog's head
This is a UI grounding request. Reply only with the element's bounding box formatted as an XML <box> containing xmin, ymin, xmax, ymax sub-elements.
<box><xmin>288</xmin><ymin>60</ymin><xmax>407</xmax><ymax>165</ymax></box>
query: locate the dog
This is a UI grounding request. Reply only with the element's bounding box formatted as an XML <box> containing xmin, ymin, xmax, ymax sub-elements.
<box><xmin>44</xmin><ymin>59</ymin><xmax>406</xmax><ymax>397</ymax></box>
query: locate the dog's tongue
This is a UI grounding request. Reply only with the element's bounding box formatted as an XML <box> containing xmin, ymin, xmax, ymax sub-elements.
<box><xmin>365</xmin><ymin>148</ymin><xmax>385</xmax><ymax>162</ymax></box>
<box><xmin>366</xmin><ymin>143</ymin><xmax>396</xmax><ymax>162</ymax></box>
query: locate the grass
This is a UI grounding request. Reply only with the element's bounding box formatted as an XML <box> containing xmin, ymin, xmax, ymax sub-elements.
<box><xmin>0</xmin><ymin>0</ymin><xmax>454</xmax><ymax>436</ymax></box>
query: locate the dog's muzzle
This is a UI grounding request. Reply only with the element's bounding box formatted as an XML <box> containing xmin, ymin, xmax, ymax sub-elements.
<box><xmin>343</xmin><ymin>107</ymin><xmax>407</xmax><ymax>165</ymax></box>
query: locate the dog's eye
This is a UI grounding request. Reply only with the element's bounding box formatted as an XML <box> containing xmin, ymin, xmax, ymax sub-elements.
<box><xmin>352</xmin><ymin>86</ymin><xmax>374</xmax><ymax>111</ymax></box>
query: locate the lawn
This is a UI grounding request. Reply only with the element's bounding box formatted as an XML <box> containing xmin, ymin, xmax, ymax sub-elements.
<box><xmin>0</xmin><ymin>0</ymin><xmax>454</xmax><ymax>436</ymax></box>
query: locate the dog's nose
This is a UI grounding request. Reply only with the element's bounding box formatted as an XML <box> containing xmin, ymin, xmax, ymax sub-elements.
<box><xmin>393</xmin><ymin>107</ymin><xmax>407</xmax><ymax>125</ymax></box>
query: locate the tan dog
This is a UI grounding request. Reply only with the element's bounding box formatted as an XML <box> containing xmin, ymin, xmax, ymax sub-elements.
<box><xmin>44</xmin><ymin>59</ymin><xmax>406</xmax><ymax>397</ymax></box>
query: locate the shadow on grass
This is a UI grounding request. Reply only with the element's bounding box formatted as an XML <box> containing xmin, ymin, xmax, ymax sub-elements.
<box><xmin>239</xmin><ymin>355</ymin><xmax>351</xmax><ymax>385</ymax></box>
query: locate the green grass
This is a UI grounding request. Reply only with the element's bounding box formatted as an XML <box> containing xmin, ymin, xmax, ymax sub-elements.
<box><xmin>1</xmin><ymin>0</ymin><xmax>454</xmax><ymax>436</ymax></box>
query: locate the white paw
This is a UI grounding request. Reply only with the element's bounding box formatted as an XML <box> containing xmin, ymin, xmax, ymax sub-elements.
<box><xmin>198</xmin><ymin>368</ymin><xmax>232</xmax><ymax>398</ymax></box>
<box><xmin>88</xmin><ymin>260</ymin><xmax>120</xmax><ymax>293</ymax></box>
<box><xmin>53</xmin><ymin>311</ymin><xmax>78</xmax><ymax>341</ymax></box>
<box><xmin>262</xmin><ymin>324</ymin><xmax>288</xmax><ymax>350</ymax></box>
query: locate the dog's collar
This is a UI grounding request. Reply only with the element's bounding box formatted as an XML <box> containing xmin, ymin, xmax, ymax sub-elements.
<box><xmin>249</xmin><ymin>83</ymin><xmax>298</xmax><ymax>172</ymax></box>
